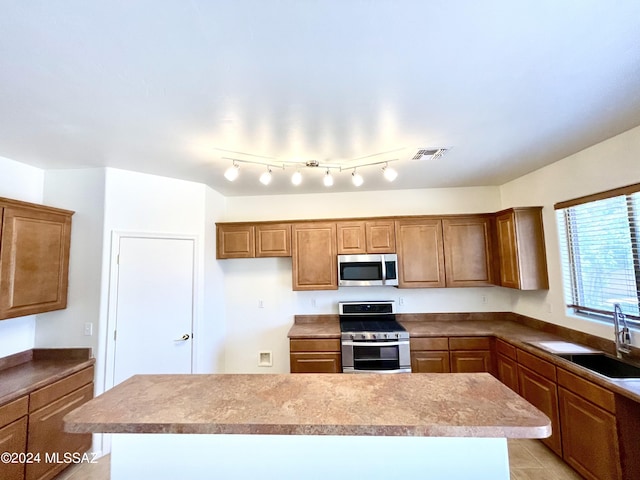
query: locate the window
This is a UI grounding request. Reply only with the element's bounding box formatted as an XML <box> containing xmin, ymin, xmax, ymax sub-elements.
<box><xmin>556</xmin><ymin>185</ymin><xmax>640</xmax><ymax>324</ymax></box>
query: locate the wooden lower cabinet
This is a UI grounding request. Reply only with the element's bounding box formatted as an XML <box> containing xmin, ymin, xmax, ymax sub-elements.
<box><xmin>559</xmin><ymin>387</ymin><xmax>620</xmax><ymax>480</ymax></box>
<box><xmin>290</xmin><ymin>339</ymin><xmax>341</xmax><ymax>373</ymax></box>
<box><xmin>0</xmin><ymin>396</ymin><xmax>29</xmax><ymax>480</ymax></box>
<box><xmin>517</xmin><ymin>364</ymin><xmax>562</xmax><ymax>456</ymax></box>
<box><xmin>411</xmin><ymin>351</ymin><xmax>450</xmax><ymax>373</ymax></box>
<box><xmin>496</xmin><ymin>353</ymin><xmax>519</xmax><ymax>393</ymax></box>
<box><xmin>450</xmin><ymin>350</ymin><xmax>492</xmax><ymax>373</ymax></box>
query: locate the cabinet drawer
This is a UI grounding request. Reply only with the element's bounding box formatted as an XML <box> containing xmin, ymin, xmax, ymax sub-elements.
<box><xmin>517</xmin><ymin>349</ymin><xmax>556</xmax><ymax>382</ymax></box>
<box><xmin>29</xmin><ymin>366</ymin><xmax>94</xmax><ymax>413</ymax></box>
<box><xmin>449</xmin><ymin>337</ymin><xmax>492</xmax><ymax>350</ymax></box>
<box><xmin>290</xmin><ymin>353</ymin><xmax>341</xmax><ymax>373</ymax></box>
<box><xmin>495</xmin><ymin>339</ymin><xmax>517</xmax><ymax>360</ymax></box>
<box><xmin>410</xmin><ymin>337</ymin><xmax>449</xmax><ymax>351</ymax></box>
<box><xmin>290</xmin><ymin>339</ymin><xmax>341</xmax><ymax>353</ymax></box>
<box><xmin>557</xmin><ymin>368</ymin><xmax>615</xmax><ymax>413</ymax></box>
<box><xmin>0</xmin><ymin>396</ymin><xmax>28</xmax><ymax>427</ymax></box>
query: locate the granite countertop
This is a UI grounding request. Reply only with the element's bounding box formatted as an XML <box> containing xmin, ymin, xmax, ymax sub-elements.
<box><xmin>288</xmin><ymin>314</ymin><xmax>640</xmax><ymax>403</ymax></box>
<box><xmin>63</xmin><ymin>372</ymin><xmax>550</xmax><ymax>438</ymax></box>
<box><xmin>0</xmin><ymin>349</ymin><xmax>95</xmax><ymax>406</ymax></box>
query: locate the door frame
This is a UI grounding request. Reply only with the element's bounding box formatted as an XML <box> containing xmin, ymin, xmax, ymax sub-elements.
<box><xmin>104</xmin><ymin>231</ymin><xmax>199</xmax><ymax>394</ymax></box>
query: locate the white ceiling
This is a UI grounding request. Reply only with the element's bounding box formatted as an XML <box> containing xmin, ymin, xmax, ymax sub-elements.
<box><xmin>1</xmin><ymin>1</ymin><xmax>640</xmax><ymax>196</ymax></box>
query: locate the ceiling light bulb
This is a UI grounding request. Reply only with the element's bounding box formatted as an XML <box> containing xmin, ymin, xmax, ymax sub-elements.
<box><xmin>291</xmin><ymin>171</ymin><xmax>303</xmax><ymax>186</ymax></box>
<box><xmin>383</xmin><ymin>165</ymin><xmax>398</xmax><ymax>182</ymax></box>
<box><xmin>351</xmin><ymin>170</ymin><xmax>364</xmax><ymax>187</ymax></box>
<box><xmin>224</xmin><ymin>163</ymin><xmax>239</xmax><ymax>181</ymax></box>
<box><xmin>259</xmin><ymin>167</ymin><xmax>272</xmax><ymax>185</ymax></box>
<box><xmin>323</xmin><ymin>170</ymin><xmax>334</xmax><ymax>187</ymax></box>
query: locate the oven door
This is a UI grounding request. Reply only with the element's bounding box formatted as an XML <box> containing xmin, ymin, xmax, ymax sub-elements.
<box><xmin>341</xmin><ymin>339</ymin><xmax>411</xmax><ymax>373</ymax></box>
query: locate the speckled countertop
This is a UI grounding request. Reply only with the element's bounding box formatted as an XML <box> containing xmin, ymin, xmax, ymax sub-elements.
<box><xmin>0</xmin><ymin>349</ymin><xmax>95</xmax><ymax>406</ymax></box>
<box><xmin>288</xmin><ymin>314</ymin><xmax>640</xmax><ymax>403</ymax></box>
<box><xmin>63</xmin><ymin>372</ymin><xmax>550</xmax><ymax>438</ymax></box>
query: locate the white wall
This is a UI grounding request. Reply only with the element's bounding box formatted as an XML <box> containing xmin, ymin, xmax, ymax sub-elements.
<box><xmin>221</xmin><ymin>186</ymin><xmax>514</xmax><ymax>373</ymax></box>
<box><xmin>36</xmin><ymin>168</ymin><xmax>106</xmax><ymax>355</ymax></box>
<box><xmin>501</xmin><ymin>124</ymin><xmax>640</xmax><ymax>344</ymax></box>
<box><xmin>0</xmin><ymin>157</ymin><xmax>44</xmax><ymax>357</ymax></box>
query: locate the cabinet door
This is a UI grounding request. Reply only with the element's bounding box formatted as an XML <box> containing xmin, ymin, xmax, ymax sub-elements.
<box><xmin>290</xmin><ymin>353</ymin><xmax>341</xmax><ymax>373</ymax></box>
<box><xmin>559</xmin><ymin>387</ymin><xmax>620</xmax><ymax>480</ymax></box>
<box><xmin>216</xmin><ymin>224</ymin><xmax>255</xmax><ymax>258</ymax></box>
<box><xmin>395</xmin><ymin>219</ymin><xmax>445</xmax><ymax>288</ymax></box>
<box><xmin>292</xmin><ymin>223</ymin><xmax>338</xmax><ymax>291</ymax></box>
<box><xmin>336</xmin><ymin>222</ymin><xmax>367</xmax><ymax>254</ymax></box>
<box><xmin>0</xmin><ymin>417</ymin><xmax>27</xmax><ymax>480</ymax></box>
<box><xmin>442</xmin><ymin>216</ymin><xmax>493</xmax><ymax>287</ymax></box>
<box><xmin>496</xmin><ymin>354</ymin><xmax>519</xmax><ymax>393</ymax></box>
<box><xmin>26</xmin><ymin>383</ymin><xmax>93</xmax><ymax>480</ymax></box>
<box><xmin>518</xmin><ymin>364</ymin><xmax>562</xmax><ymax>456</ymax></box>
<box><xmin>495</xmin><ymin>208</ymin><xmax>549</xmax><ymax>290</ymax></box>
<box><xmin>496</xmin><ymin>211</ymin><xmax>520</xmax><ymax>289</ymax></box>
<box><xmin>411</xmin><ymin>351</ymin><xmax>450</xmax><ymax>373</ymax></box>
<box><xmin>450</xmin><ymin>351</ymin><xmax>492</xmax><ymax>373</ymax></box>
<box><xmin>0</xmin><ymin>206</ymin><xmax>72</xmax><ymax>320</ymax></box>
<box><xmin>365</xmin><ymin>221</ymin><xmax>396</xmax><ymax>253</ymax></box>
<box><xmin>256</xmin><ymin>223</ymin><xmax>291</xmax><ymax>257</ymax></box>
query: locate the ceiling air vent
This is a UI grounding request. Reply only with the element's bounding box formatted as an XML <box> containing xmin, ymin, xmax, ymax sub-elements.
<box><xmin>412</xmin><ymin>148</ymin><xmax>448</xmax><ymax>161</ymax></box>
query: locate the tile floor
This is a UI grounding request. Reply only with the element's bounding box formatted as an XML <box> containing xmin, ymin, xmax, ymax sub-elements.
<box><xmin>53</xmin><ymin>439</ymin><xmax>583</xmax><ymax>480</ymax></box>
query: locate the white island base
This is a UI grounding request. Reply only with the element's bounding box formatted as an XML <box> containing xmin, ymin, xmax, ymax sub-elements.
<box><xmin>110</xmin><ymin>433</ymin><xmax>509</xmax><ymax>480</ymax></box>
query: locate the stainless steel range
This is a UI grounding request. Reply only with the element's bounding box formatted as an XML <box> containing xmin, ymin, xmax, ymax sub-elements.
<box><xmin>339</xmin><ymin>300</ymin><xmax>411</xmax><ymax>373</ymax></box>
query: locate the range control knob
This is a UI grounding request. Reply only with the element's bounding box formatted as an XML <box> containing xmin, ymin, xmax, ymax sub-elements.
<box><xmin>372</xmin><ymin>334</ymin><xmax>377</xmax><ymax>339</ymax></box>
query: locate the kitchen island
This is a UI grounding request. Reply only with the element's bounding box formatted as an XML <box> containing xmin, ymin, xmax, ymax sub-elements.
<box><xmin>64</xmin><ymin>373</ymin><xmax>550</xmax><ymax>479</ymax></box>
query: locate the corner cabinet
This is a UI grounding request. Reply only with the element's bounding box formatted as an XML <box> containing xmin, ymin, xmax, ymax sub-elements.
<box><xmin>0</xmin><ymin>198</ymin><xmax>73</xmax><ymax>320</ymax></box>
<box><xmin>292</xmin><ymin>222</ymin><xmax>338</xmax><ymax>291</ymax></box>
<box><xmin>495</xmin><ymin>207</ymin><xmax>548</xmax><ymax>290</ymax></box>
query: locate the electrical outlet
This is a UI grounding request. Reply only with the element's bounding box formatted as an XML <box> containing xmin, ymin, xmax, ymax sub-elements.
<box><xmin>83</xmin><ymin>322</ymin><xmax>93</xmax><ymax>336</ymax></box>
<box><xmin>258</xmin><ymin>299</ymin><xmax>264</xmax><ymax>308</ymax></box>
<box><xmin>399</xmin><ymin>297</ymin><xmax>405</xmax><ymax>306</ymax></box>
<box><xmin>481</xmin><ymin>295</ymin><xmax>488</xmax><ymax>305</ymax></box>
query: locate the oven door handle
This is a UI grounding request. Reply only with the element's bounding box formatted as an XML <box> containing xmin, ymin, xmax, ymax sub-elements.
<box><xmin>342</xmin><ymin>340</ymin><xmax>408</xmax><ymax>347</ymax></box>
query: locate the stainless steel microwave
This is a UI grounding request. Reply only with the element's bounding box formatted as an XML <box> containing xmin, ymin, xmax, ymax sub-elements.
<box><xmin>337</xmin><ymin>254</ymin><xmax>399</xmax><ymax>287</ymax></box>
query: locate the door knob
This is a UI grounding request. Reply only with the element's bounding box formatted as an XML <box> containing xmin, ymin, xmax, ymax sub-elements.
<box><xmin>174</xmin><ymin>334</ymin><xmax>190</xmax><ymax>341</ymax></box>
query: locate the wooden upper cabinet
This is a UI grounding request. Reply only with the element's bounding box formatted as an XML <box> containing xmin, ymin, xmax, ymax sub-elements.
<box><xmin>337</xmin><ymin>221</ymin><xmax>367</xmax><ymax>254</ymax></box>
<box><xmin>442</xmin><ymin>216</ymin><xmax>493</xmax><ymax>287</ymax></box>
<box><xmin>216</xmin><ymin>224</ymin><xmax>255</xmax><ymax>259</ymax></box>
<box><xmin>256</xmin><ymin>223</ymin><xmax>291</xmax><ymax>257</ymax></box>
<box><xmin>365</xmin><ymin>220</ymin><xmax>396</xmax><ymax>253</ymax></box>
<box><xmin>395</xmin><ymin>218</ymin><xmax>445</xmax><ymax>288</ymax></box>
<box><xmin>337</xmin><ymin>220</ymin><xmax>395</xmax><ymax>254</ymax></box>
<box><xmin>0</xmin><ymin>199</ymin><xmax>73</xmax><ymax>320</ymax></box>
<box><xmin>495</xmin><ymin>207</ymin><xmax>549</xmax><ymax>290</ymax></box>
<box><xmin>292</xmin><ymin>222</ymin><xmax>338</xmax><ymax>291</ymax></box>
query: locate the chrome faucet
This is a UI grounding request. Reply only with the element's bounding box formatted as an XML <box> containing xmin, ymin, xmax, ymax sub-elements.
<box><xmin>614</xmin><ymin>303</ymin><xmax>632</xmax><ymax>357</ymax></box>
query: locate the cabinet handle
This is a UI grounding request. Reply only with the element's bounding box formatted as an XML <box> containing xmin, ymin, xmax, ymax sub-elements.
<box><xmin>174</xmin><ymin>334</ymin><xmax>190</xmax><ymax>341</ymax></box>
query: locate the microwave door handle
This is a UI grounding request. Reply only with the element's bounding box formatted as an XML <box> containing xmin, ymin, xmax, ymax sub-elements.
<box><xmin>381</xmin><ymin>255</ymin><xmax>387</xmax><ymax>285</ymax></box>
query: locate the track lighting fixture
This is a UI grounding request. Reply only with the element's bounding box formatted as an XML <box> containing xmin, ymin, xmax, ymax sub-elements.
<box><xmin>382</xmin><ymin>163</ymin><xmax>398</xmax><ymax>182</ymax></box>
<box><xmin>291</xmin><ymin>170</ymin><xmax>302</xmax><ymax>186</ymax></box>
<box><xmin>351</xmin><ymin>169</ymin><xmax>364</xmax><ymax>187</ymax></box>
<box><xmin>218</xmin><ymin>147</ymin><xmax>449</xmax><ymax>188</ymax></box>
<box><xmin>323</xmin><ymin>169</ymin><xmax>334</xmax><ymax>187</ymax></box>
<box><xmin>224</xmin><ymin>161</ymin><xmax>240</xmax><ymax>181</ymax></box>
<box><xmin>259</xmin><ymin>167</ymin><xmax>272</xmax><ymax>185</ymax></box>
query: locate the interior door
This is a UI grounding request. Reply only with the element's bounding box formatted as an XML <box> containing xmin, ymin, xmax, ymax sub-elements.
<box><xmin>112</xmin><ymin>236</ymin><xmax>195</xmax><ymax>386</ymax></box>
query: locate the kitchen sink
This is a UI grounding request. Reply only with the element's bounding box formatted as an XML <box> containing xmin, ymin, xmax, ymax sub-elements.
<box><xmin>557</xmin><ymin>353</ymin><xmax>640</xmax><ymax>379</ymax></box>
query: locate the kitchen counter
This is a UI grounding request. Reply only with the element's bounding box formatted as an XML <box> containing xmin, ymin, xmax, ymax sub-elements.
<box><xmin>0</xmin><ymin>348</ymin><xmax>95</xmax><ymax>407</ymax></box>
<box><xmin>64</xmin><ymin>372</ymin><xmax>548</xmax><ymax>479</ymax></box>
<box><xmin>288</xmin><ymin>313</ymin><xmax>640</xmax><ymax>404</ymax></box>
<box><xmin>64</xmin><ymin>372</ymin><xmax>550</xmax><ymax>437</ymax></box>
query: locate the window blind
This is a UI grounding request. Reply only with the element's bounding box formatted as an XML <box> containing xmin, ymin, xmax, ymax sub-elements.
<box><xmin>557</xmin><ymin>192</ymin><xmax>640</xmax><ymax>322</ymax></box>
